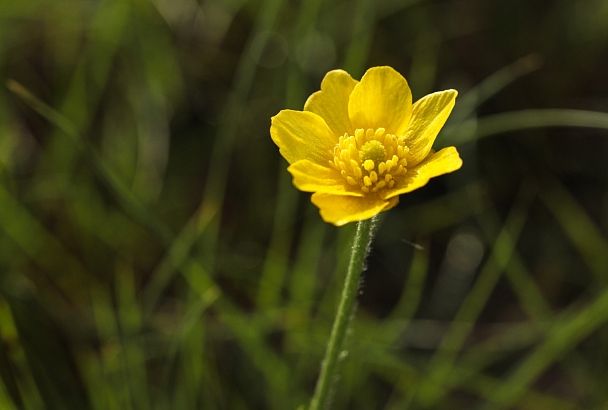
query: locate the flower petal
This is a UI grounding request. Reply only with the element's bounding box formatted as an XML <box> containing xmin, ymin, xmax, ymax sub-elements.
<box><xmin>348</xmin><ymin>66</ymin><xmax>413</xmax><ymax>135</ymax></box>
<box><xmin>304</xmin><ymin>69</ymin><xmax>358</xmax><ymax>136</ymax></box>
<box><xmin>404</xmin><ymin>89</ymin><xmax>457</xmax><ymax>166</ymax></box>
<box><xmin>288</xmin><ymin>160</ymin><xmax>363</xmax><ymax>197</ymax></box>
<box><xmin>311</xmin><ymin>192</ymin><xmax>398</xmax><ymax>226</ymax></box>
<box><xmin>270</xmin><ymin>110</ymin><xmax>336</xmax><ymax>164</ymax></box>
<box><xmin>381</xmin><ymin>146</ymin><xmax>462</xmax><ymax>200</ymax></box>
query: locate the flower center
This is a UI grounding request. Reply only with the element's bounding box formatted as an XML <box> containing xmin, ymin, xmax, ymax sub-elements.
<box><xmin>330</xmin><ymin>128</ymin><xmax>409</xmax><ymax>193</ymax></box>
<box><xmin>360</xmin><ymin>140</ymin><xmax>386</xmax><ymax>164</ymax></box>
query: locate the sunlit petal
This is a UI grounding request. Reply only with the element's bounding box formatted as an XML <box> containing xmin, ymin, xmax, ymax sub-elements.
<box><xmin>270</xmin><ymin>110</ymin><xmax>336</xmax><ymax>164</ymax></box>
<box><xmin>381</xmin><ymin>147</ymin><xmax>462</xmax><ymax>200</ymax></box>
<box><xmin>348</xmin><ymin>66</ymin><xmax>412</xmax><ymax>135</ymax></box>
<box><xmin>404</xmin><ymin>89</ymin><xmax>458</xmax><ymax>166</ymax></box>
<box><xmin>288</xmin><ymin>160</ymin><xmax>363</xmax><ymax>197</ymax></box>
<box><xmin>311</xmin><ymin>193</ymin><xmax>398</xmax><ymax>226</ymax></box>
<box><xmin>304</xmin><ymin>69</ymin><xmax>358</xmax><ymax>136</ymax></box>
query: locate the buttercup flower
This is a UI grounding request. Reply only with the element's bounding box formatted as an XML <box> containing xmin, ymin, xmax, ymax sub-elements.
<box><xmin>270</xmin><ymin>66</ymin><xmax>462</xmax><ymax>226</ymax></box>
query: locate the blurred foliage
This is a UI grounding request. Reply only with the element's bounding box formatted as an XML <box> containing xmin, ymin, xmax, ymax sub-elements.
<box><xmin>0</xmin><ymin>0</ymin><xmax>607</xmax><ymax>409</ymax></box>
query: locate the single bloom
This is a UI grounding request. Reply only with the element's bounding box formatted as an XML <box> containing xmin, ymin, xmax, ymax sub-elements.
<box><xmin>270</xmin><ymin>66</ymin><xmax>462</xmax><ymax>226</ymax></box>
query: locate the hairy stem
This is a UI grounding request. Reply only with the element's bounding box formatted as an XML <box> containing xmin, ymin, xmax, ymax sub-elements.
<box><xmin>309</xmin><ymin>217</ymin><xmax>377</xmax><ymax>410</ymax></box>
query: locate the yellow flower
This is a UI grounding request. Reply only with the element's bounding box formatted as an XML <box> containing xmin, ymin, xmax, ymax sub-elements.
<box><xmin>270</xmin><ymin>66</ymin><xmax>463</xmax><ymax>226</ymax></box>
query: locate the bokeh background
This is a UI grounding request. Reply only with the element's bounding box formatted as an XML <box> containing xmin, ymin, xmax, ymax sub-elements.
<box><xmin>1</xmin><ymin>0</ymin><xmax>608</xmax><ymax>409</ymax></box>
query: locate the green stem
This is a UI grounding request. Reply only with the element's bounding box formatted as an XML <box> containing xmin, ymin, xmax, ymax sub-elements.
<box><xmin>309</xmin><ymin>217</ymin><xmax>377</xmax><ymax>410</ymax></box>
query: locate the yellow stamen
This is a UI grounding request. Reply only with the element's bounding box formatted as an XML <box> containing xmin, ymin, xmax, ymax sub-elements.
<box><xmin>370</xmin><ymin>171</ymin><xmax>378</xmax><ymax>183</ymax></box>
<box><xmin>330</xmin><ymin>127</ymin><xmax>409</xmax><ymax>194</ymax></box>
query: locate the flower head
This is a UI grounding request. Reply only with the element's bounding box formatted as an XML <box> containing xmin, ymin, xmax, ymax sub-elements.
<box><xmin>270</xmin><ymin>66</ymin><xmax>462</xmax><ymax>226</ymax></box>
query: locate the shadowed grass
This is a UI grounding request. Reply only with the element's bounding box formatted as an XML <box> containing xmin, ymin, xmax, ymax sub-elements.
<box><xmin>415</xmin><ymin>187</ymin><xmax>532</xmax><ymax>406</ymax></box>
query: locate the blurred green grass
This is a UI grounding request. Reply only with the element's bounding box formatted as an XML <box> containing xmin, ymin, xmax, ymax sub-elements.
<box><xmin>1</xmin><ymin>0</ymin><xmax>608</xmax><ymax>409</ymax></box>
